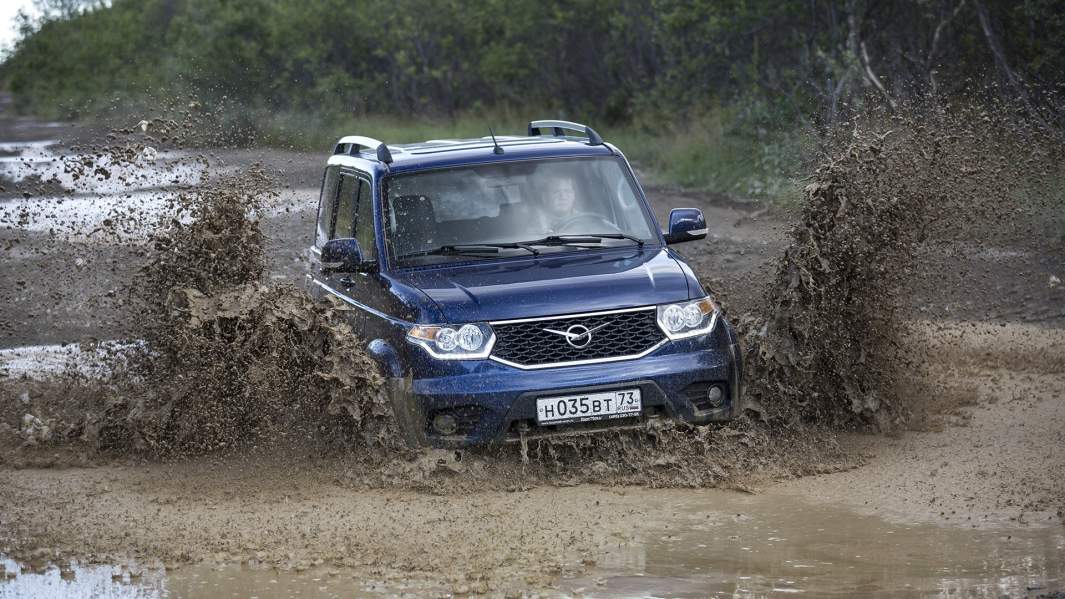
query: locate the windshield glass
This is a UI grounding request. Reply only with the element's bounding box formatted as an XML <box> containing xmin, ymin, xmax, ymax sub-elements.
<box><xmin>385</xmin><ymin>157</ymin><xmax>656</xmax><ymax>266</ymax></box>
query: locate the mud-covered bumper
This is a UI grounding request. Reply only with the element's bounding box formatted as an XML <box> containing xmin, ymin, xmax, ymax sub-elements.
<box><xmin>398</xmin><ymin>333</ymin><xmax>742</xmax><ymax>448</ymax></box>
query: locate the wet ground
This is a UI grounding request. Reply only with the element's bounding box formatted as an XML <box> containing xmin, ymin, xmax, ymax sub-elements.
<box><xmin>1</xmin><ymin>98</ymin><xmax>1064</xmax><ymax>597</ymax></box>
<box><xmin>3</xmin><ymin>492</ymin><xmax>1063</xmax><ymax>598</ymax></box>
<box><xmin>3</xmin><ymin>323</ymin><xmax>1061</xmax><ymax>596</ymax></box>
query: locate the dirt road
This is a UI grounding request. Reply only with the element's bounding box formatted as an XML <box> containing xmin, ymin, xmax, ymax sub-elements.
<box><xmin>1</xmin><ymin>102</ymin><xmax>1063</xmax><ymax>597</ymax></box>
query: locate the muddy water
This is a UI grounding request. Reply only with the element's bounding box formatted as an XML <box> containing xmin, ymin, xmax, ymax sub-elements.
<box><xmin>3</xmin><ymin>493</ymin><xmax>1062</xmax><ymax>598</ymax></box>
<box><xmin>566</xmin><ymin>495</ymin><xmax>1065</xmax><ymax>598</ymax></box>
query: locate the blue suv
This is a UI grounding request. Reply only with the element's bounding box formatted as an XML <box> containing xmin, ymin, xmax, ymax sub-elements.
<box><xmin>309</xmin><ymin>120</ymin><xmax>742</xmax><ymax>447</ymax></box>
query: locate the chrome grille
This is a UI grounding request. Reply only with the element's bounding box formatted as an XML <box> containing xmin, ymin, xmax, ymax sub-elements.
<box><xmin>490</xmin><ymin>308</ymin><xmax>664</xmax><ymax>368</ymax></box>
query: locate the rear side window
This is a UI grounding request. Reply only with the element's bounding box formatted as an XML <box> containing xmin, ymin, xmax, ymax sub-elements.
<box><xmin>315</xmin><ymin>167</ymin><xmax>340</xmax><ymax>247</ymax></box>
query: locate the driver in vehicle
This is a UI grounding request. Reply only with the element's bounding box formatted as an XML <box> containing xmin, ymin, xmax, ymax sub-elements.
<box><xmin>540</xmin><ymin>176</ymin><xmax>580</xmax><ymax>234</ymax></box>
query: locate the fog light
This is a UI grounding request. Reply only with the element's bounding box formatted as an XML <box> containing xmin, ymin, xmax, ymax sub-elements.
<box><xmin>706</xmin><ymin>385</ymin><xmax>725</xmax><ymax>408</ymax></box>
<box><xmin>432</xmin><ymin>413</ymin><xmax>458</xmax><ymax>436</ymax></box>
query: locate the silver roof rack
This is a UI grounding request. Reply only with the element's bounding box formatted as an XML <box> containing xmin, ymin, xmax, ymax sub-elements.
<box><xmin>527</xmin><ymin>120</ymin><xmax>603</xmax><ymax>145</ymax></box>
<box><xmin>333</xmin><ymin>135</ymin><xmax>393</xmax><ymax>164</ymax></box>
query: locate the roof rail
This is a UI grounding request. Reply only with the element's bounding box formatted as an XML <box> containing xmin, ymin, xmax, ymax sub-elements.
<box><xmin>527</xmin><ymin>120</ymin><xmax>604</xmax><ymax>145</ymax></box>
<box><xmin>333</xmin><ymin>135</ymin><xmax>393</xmax><ymax>164</ymax></box>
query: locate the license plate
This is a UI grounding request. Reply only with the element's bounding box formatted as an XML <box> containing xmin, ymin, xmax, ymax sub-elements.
<box><xmin>535</xmin><ymin>389</ymin><xmax>642</xmax><ymax>425</ymax></box>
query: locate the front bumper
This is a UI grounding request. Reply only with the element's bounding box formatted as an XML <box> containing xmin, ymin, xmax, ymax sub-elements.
<box><xmin>406</xmin><ymin>334</ymin><xmax>741</xmax><ymax>447</ymax></box>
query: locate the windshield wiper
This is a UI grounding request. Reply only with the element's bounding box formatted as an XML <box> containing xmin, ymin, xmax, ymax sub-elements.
<box><xmin>519</xmin><ymin>233</ymin><xmax>645</xmax><ymax>248</ymax></box>
<box><xmin>398</xmin><ymin>234</ymin><xmax>641</xmax><ymax>261</ymax></box>
<box><xmin>398</xmin><ymin>242</ymin><xmax>539</xmax><ymax>260</ymax></box>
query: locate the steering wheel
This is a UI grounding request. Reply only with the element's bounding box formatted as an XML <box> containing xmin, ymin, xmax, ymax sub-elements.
<box><xmin>555</xmin><ymin>213</ymin><xmax>622</xmax><ymax>234</ymax></box>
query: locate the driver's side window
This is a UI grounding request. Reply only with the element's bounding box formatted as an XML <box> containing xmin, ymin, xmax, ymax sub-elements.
<box><xmin>316</xmin><ymin>169</ymin><xmax>372</xmax><ymax>254</ymax></box>
<box><xmin>315</xmin><ymin>167</ymin><xmax>340</xmax><ymax>248</ymax></box>
<box><xmin>353</xmin><ymin>176</ymin><xmax>377</xmax><ymax>262</ymax></box>
<box><xmin>333</xmin><ymin>174</ymin><xmax>359</xmax><ymax>239</ymax></box>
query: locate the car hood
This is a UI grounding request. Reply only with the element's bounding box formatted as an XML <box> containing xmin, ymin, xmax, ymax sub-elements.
<box><xmin>396</xmin><ymin>247</ymin><xmax>692</xmax><ymax>323</ymax></box>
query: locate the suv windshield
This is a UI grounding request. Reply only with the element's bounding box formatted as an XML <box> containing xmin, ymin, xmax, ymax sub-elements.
<box><xmin>385</xmin><ymin>157</ymin><xmax>657</xmax><ymax>267</ymax></box>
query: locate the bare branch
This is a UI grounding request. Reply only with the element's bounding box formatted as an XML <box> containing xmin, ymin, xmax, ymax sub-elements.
<box><xmin>972</xmin><ymin>0</ymin><xmax>1026</xmax><ymax>93</ymax></box>
<box><xmin>860</xmin><ymin>41</ymin><xmax>897</xmax><ymax>110</ymax></box>
<box><xmin>927</xmin><ymin>0</ymin><xmax>967</xmax><ymax>94</ymax></box>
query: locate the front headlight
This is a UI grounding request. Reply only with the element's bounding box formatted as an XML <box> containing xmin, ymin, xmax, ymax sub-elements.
<box><xmin>656</xmin><ymin>297</ymin><xmax>719</xmax><ymax>340</ymax></box>
<box><xmin>407</xmin><ymin>322</ymin><xmax>495</xmax><ymax>359</ymax></box>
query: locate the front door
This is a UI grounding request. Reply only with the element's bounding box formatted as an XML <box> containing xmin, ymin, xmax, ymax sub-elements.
<box><xmin>309</xmin><ymin>167</ymin><xmax>380</xmax><ymax>331</ymax></box>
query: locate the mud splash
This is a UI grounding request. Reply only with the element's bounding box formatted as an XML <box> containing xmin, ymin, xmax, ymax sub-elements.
<box><xmin>110</xmin><ymin>164</ymin><xmax>399</xmax><ymax>454</ymax></box>
<box><xmin>361</xmin><ymin>419</ymin><xmax>851</xmax><ymax>495</ymax></box>
<box><xmin>0</xmin><ymin>122</ymin><xmax>400</xmax><ymax>458</ymax></box>
<box><xmin>740</xmin><ymin>98</ymin><xmax>1064</xmax><ymax>428</ymax></box>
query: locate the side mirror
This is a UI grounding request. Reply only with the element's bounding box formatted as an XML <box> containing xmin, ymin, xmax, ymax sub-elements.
<box><xmin>321</xmin><ymin>238</ymin><xmax>369</xmax><ymax>273</ymax></box>
<box><xmin>663</xmin><ymin>208</ymin><xmax>708</xmax><ymax>245</ymax></box>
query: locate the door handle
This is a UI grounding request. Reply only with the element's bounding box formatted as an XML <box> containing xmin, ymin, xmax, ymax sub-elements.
<box><xmin>339</xmin><ymin>276</ymin><xmax>354</xmax><ymax>287</ymax></box>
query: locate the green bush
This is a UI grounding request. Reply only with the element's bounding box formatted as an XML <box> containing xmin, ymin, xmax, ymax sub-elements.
<box><xmin>607</xmin><ymin>107</ymin><xmax>808</xmax><ymax>202</ymax></box>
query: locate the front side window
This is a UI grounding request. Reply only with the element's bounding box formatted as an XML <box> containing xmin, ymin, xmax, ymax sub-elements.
<box><xmin>354</xmin><ymin>177</ymin><xmax>377</xmax><ymax>261</ymax></box>
<box><xmin>315</xmin><ymin>167</ymin><xmax>340</xmax><ymax>247</ymax></box>
<box><xmin>333</xmin><ymin>174</ymin><xmax>359</xmax><ymax>239</ymax></box>
<box><xmin>385</xmin><ymin>157</ymin><xmax>656</xmax><ymax>266</ymax></box>
<box><xmin>316</xmin><ymin>168</ymin><xmax>375</xmax><ymax>254</ymax></box>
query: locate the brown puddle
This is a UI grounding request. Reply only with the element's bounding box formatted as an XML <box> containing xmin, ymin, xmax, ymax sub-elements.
<box><xmin>4</xmin><ymin>492</ymin><xmax>1063</xmax><ymax>598</ymax></box>
<box><xmin>565</xmin><ymin>493</ymin><xmax>1065</xmax><ymax>598</ymax></box>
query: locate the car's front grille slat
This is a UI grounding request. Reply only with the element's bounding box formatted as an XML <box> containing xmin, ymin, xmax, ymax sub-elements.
<box><xmin>490</xmin><ymin>308</ymin><xmax>663</xmax><ymax>367</ymax></box>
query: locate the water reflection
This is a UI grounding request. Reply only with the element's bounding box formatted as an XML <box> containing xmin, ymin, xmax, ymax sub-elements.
<box><xmin>1</xmin><ymin>557</ymin><xmax>167</xmax><ymax>598</ymax></box>
<box><xmin>0</xmin><ymin>557</ymin><xmax>443</xmax><ymax>598</ymax></box>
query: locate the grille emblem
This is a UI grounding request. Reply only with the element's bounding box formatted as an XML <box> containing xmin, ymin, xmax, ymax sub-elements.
<box><xmin>543</xmin><ymin>322</ymin><xmax>610</xmax><ymax>349</ymax></box>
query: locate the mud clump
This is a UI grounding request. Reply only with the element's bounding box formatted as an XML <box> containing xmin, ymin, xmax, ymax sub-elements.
<box><xmin>105</xmin><ymin>284</ymin><xmax>395</xmax><ymax>454</ymax></box>
<box><xmin>740</xmin><ymin>98</ymin><xmax>1063</xmax><ymax>428</ymax></box>
<box><xmin>138</xmin><ymin>165</ymin><xmax>270</xmax><ymax>297</ymax></box>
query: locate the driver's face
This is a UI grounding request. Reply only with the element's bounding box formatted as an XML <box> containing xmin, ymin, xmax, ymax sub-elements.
<box><xmin>547</xmin><ymin>179</ymin><xmax>577</xmax><ymax>215</ymax></box>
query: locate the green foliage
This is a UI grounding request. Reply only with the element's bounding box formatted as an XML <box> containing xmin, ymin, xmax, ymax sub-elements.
<box><xmin>2</xmin><ymin>0</ymin><xmax>1062</xmax><ymax>200</ymax></box>
<box><xmin>608</xmin><ymin>107</ymin><xmax>809</xmax><ymax>202</ymax></box>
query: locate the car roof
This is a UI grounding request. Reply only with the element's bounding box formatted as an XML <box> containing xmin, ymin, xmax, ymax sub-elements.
<box><xmin>326</xmin><ymin>135</ymin><xmax>616</xmax><ymax>176</ymax></box>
